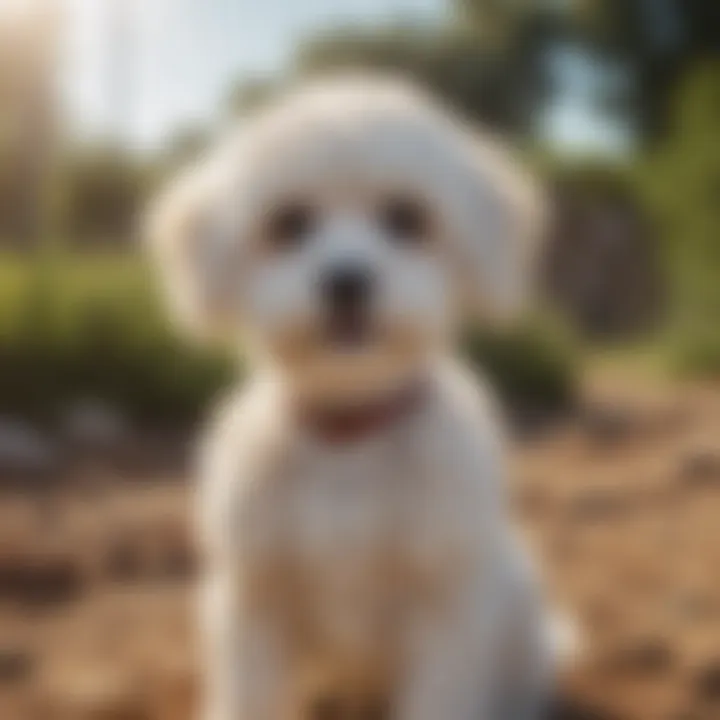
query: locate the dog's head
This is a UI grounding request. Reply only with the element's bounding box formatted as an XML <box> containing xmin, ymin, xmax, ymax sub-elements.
<box><xmin>148</xmin><ymin>76</ymin><xmax>544</xmax><ymax>400</ymax></box>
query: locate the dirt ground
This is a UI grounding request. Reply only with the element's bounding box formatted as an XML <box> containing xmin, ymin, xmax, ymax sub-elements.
<box><xmin>1</xmin><ymin>375</ymin><xmax>719</xmax><ymax>720</ymax></box>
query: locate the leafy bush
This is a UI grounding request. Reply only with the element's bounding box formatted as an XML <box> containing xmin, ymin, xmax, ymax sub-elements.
<box><xmin>0</xmin><ymin>254</ymin><xmax>235</xmax><ymax>425</ymax></box>
<box><xmin>463</xmin><ymin>319</ymin><xmax>578</xmax><ymax>415</ymax></box>
<box><xmin>0</xmin><ymin>254</ymin><xmax>577</xmax><ymax>425</ymax></box>
<box><xmin>637</xmin><ymin>62</ymin><xmax>720</xmax><ymax>375</ymax></box>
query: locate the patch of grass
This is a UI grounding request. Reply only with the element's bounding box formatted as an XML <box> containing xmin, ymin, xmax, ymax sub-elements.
<box><xmin>667</xmin><ymin>328</ymin><xmax>720</xmax><ymax>378</ymax></box>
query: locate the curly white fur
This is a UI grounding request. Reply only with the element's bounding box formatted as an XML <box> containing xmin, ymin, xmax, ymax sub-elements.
<box><xmin>148</xmin><ymin>75</ymin><xmax>554</xmax><ymax>720</ymax></box>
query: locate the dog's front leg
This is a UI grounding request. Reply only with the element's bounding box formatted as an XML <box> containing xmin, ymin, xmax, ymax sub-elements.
<box><xmin>394</xmin><ymin>579</ymin><xmax>496</xmax><ymax>720</ymax></box>
<box><xmin>200</xmin><ymin>570</ymin><xmax>288</xmax><ymax>720</ymax></box>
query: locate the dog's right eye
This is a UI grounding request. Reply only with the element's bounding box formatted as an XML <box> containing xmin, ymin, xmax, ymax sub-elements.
<box><xmin>379</xmin><ymin>196</ymin><xmax>431</xmax><ymax>246</ymax></box>
<box><xmin>265</xmin><ymin>202</ymin><xmax>315</xmax><ymax>251</ymax></box>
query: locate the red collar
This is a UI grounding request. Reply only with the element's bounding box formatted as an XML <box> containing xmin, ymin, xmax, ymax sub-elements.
<box><xmin>294</xmin><ymin>380</ymin><xmax>429</xmax><ymax>444</ymax></box>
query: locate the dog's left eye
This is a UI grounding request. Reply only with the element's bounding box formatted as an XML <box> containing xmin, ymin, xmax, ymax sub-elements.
<box><xmin>265</xmin><ymin>202</ymin><xmax>316</xmax><ymax>251</ymax></box>
<box><xmin>379</xmin><ymin>197</ymin><xmax>431</xmax><ymax>246</ymax></box>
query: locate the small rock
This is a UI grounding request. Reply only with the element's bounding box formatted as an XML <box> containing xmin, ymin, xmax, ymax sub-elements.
<box><xmin>0</xmin><ymin>418</ymin><xmax>58</xmax><ymax>475</ymax></box>
<box><xmin>0</xmin><ymin>552</ymin><xmax>85</xmax><ymax>607</ymax></box>
<box><xmin>599</xmin><ymin>635</ymin><xmax>673</xmax><ymax>675</ymax></box>
<box><xmin>678</xmin><ymin>447</ymin><xmax>720</xmax><ymax>487</ymax></box>
<box><xmin>549</xmin><ymin>696</ymin><xmax>621</xmax><ymax>720</ymax></box>
<box><xmin>358</xmin><ymin>697</ymin><xmax>389</xmax><ymax>720</ymax></box>
<box><xmin>311</xmin><ymin>694</ymin><xmax>345</xmax><ymax>720</ymax></box>
<box><xmin>668</xmin><ymin>590</ymin><xmax>718</xmax><ymax>621</ymax></box>
<box><xmin>0</xmin><ymin>647</ymin><xmax>34</xmax><ymax>683</ymax></box>
<box><xmin>61</xmin><ymin>400</ymin><xmax>128</xmax><ymax>451</ymax></box>
<box><xmin>694</xmin><ymin>659</ymin><xmax>720</xmax><ymax>701</ymax></box>
<box><xmin>580</xmin><ymin>403</ymin><xmax>636</xmax><ymax>445</ymax></box>
<box><xmin>104</xmin><ymin>541</ymin><xmax>146</xmax><ymax>582</ymax></box>
<box><xmin>158</xmin><ymin>543</ymin><xmax>197</xmax><ymax>581</ymax></box>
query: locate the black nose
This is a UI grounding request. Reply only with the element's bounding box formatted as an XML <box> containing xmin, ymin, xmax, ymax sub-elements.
<box><xmin>321</xmin><ymin>266</ymin><xmax>373</xmax><ymax>310</ymax></box>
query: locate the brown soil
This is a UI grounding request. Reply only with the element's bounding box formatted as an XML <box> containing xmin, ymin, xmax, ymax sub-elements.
<box><xmin>1</xmin><ymin>377</ymin><xmax>719</xmax><ymax>719</ymax></box>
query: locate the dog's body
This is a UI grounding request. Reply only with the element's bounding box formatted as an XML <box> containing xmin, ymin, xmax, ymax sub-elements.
<box><xmin>199</xmin><ymin>363</ymin><xmax>550</xmax><ymax>719</ymax></box>
<box><xmin>148</xmin><ymin>76</ymin><xmax>555</xmax><ymax>719</ymax></box>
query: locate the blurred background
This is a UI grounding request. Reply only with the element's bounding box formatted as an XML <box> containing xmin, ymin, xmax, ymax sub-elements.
<box><xmin>0</xmin><ymin>1</ymin><xmax>718</xmax><ymax>718</ymax></box>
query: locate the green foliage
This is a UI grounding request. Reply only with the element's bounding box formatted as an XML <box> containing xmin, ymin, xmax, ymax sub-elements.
<box><xmin>0</xmin><ymin>254</ymin><xmax>576</xmax><ymax>425</ymax></box>
<box><xmin>0</xmin><ymin>255</ymin><xmax>235</xmax><ymax>425</ymax></box>
<box><xmin>637</xmin><ymin>62</ymin><xmax>720</xmax><ymax>374</ymax></box>
<box><xmin>668</xmin><ymin>330</ymin><xmax>720</xmax><ymax>377</ymax></box>
<box><xmin>551</xmin><ymin>0</ymin><xmax>718</xmax><ymax>144</ymax></box>
<box><xmin>293</xmin><ymin>18</ymin><xmax>546</xmax><ymax>134</ymax></box>
<box><xmin>464</xmin><ymin>318</ymin><xmax>577</xmax><ymax>414</ymax></box>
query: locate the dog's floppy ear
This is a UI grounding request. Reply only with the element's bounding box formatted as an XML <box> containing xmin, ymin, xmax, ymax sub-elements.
<box><xmin>145</xmin><ymin>158</ymin><xmax>239</xmax><ymax>340</ymax></box>
<box><xmin>452</xmin><ymin>133</ymin><xmax>546</xmax><ymax>324</ymax></box>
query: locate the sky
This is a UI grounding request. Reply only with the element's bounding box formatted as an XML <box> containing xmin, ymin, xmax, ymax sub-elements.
<box><xmin>57</xmin><ymin>0</ymin><xmax>629</xmax><ymax>155</ymax></box>
<box><xmin>62</xmin><ymin>0</ymin><xmax>443</xmax><ymax>150</ymax></box>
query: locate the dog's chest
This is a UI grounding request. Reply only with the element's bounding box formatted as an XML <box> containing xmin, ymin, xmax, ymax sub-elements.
<box><xmin>245</xmin><ymin>437</ymin><xmax>436</xmax><ymax>578</ymax></box>
<box><xmin>233</xmin><ymin>424</ymin><xmax>483</xmax><ymax>653</ymax></box>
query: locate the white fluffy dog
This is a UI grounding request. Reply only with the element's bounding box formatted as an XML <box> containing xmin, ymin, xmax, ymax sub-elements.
<box><xmin>148</xmin><ymin>76</ymin><xmax>555</xmax><ymax>720</ymax></box>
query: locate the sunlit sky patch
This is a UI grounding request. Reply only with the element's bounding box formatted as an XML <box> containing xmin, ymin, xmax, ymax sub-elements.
<box><xmin>57</xmin><ymin>0</ymin><xmax>630</xmax><ymax>155</ymax></box>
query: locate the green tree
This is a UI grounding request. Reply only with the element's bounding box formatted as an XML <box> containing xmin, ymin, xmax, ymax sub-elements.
<box><xmin>293</xmin><ymin>19</ymin><xmax>551</xmax><ymax>135</ymax></box>
<box><xmin>639</xmin><ymin>61</ymin><xmax>720</xmax><ymax>369</ymax></box>
<box><xmin>458</xmin><ymin>0</ymin><xmax>719</xmax><ymax>145</ymax></box>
